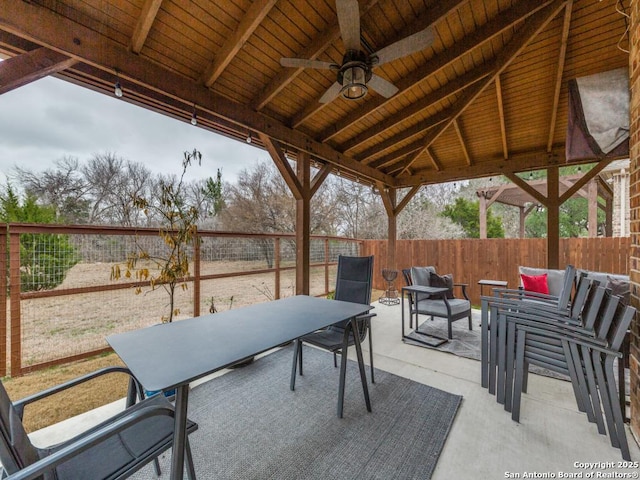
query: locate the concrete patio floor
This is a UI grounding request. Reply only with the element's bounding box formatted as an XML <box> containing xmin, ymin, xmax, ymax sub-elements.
<box><xmin>29</xmin><ymin>300</ymin><xmax>640</xmax><ymax>479</ymax></box>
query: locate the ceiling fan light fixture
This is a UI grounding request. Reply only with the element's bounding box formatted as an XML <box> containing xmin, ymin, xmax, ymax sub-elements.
<box><xmin>341</xmin><ymin>65</ymin><xmax>368</xmax><ymax>100</ymax></box>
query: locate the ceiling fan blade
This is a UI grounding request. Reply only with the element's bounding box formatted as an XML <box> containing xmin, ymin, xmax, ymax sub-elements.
<box><xmin>336</xmin><ymin>0</ymin><xmax>361</xmax><ymax>51</ymax></box>
<box><xmin>371</xmin><ymin>27</ymin><xmax>434</xmax><ymax>65</ymax></box>
<box><xmin>319</xmin><ymin>81</ymin><xmax>343</xmax><ymax>104</ymax></box>
<box><xmin>280</xmin><ymin>58</ymin><xmax>336</xmax><ymax>70</ymax></box>
<box><xmin>368</xmin><ymin>74</ymin><xmax>399</xmax><ymax>98</ymax></box>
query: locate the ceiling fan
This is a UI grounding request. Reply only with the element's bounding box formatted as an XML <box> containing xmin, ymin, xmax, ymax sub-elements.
<box><xmin>280</xmin><ymin>0</ymin><xmax>434</xmax><ymax>103</ymax></box>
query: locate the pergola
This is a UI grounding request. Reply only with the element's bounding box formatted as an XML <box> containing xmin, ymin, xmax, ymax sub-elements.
<box><xmin>476</xmin><ymin>173</ymin><xmax>614</xmax><ymax>238</ymax></box>
<box><xmin>1</xmin><ymin>0</ymin><xmax>638</xmax><ymax>434</ymax></box>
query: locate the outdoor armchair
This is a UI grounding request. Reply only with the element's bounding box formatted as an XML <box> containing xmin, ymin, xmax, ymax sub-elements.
<box><xmin>0</xmin><ymin>366</ymin><xmax>198</xmax><ymax>480</ymax></box>
<box><xmin>290</xmin><ymin>255</ymin><xmax>376</xmax><ymax>418</ymax></box>
<box><xmin>402</xmin><ymin>266</ymin><xmax>472</xmax><ymax>340</ymax></box>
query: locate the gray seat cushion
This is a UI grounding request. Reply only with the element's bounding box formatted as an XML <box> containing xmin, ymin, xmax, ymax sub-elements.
<box><xmin>518</xmin><ymin>266</ymin><xmax>566</xmax><ymax>297</ymax></box>
<box><xmin>415</xmin><ymin>298</ymin><xmax>471</xmax><ymax>317</ymax></box>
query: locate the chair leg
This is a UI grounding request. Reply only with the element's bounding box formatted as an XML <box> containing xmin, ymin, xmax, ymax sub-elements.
<box><xmin>153</xmin><ymin>458</ymin><xmax>161</xmax><ymax>476</ymax></box>
<box><xmin>504</xmin><ymin>321</ymin><xmax>516</xmax><ymax>413</ymax></box>
<box><xmin>337</xmin><ymin>334</ymin><xmax>349</xmax><ymax>419</ymax></box>
<box><xmin>511</xmin><ymin>328</ymin><xmax>526</xmax><ymax>422</ymax></box>
<box><xmin>604</xmin><ymin>356</ymin><xmax>631</xmax><ymax>460</ymax></box>
<box><xmin>333</xmin><ymin>352</ymin><xmax>338</xmax><ymax>368</ymax></box>
<box><xmin>368</xmin><ymin>323</ymin><xmax>375</xmax><ymax>384</ymax></box>
<box><xmin>447</xmin><ymin>320</ymin><xmax>453</xmax><ymax>340</ymax></box>
<box><xmin>468</xmin><ymin>313</ymin><xmax>473</xmax><ymax>331</ymax></box>
<box><xmin>185</xmin><ymin>437</ymin><xmax>197</xmax><ymax>480</ymax></box>
<box><xmin>290</xmin><ymin>339</ymin><xmax>301</xmax><ymax>391</ymax></box>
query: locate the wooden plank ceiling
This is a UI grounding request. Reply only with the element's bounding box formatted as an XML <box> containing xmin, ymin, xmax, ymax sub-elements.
<box><xmin>0</xmin><ymin>0</ymin><xmax>630</xmax><ymax>189</ymax></box>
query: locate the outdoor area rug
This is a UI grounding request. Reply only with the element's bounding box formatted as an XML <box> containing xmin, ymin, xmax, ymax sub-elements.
<box><xmin>131</xmin><ymin>345</ymin><xmax>462</xmax><ymax>480</ymax></box>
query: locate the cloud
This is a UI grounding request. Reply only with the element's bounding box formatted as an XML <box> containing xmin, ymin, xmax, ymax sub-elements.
<box><xmin>0</xmin><ymin>75</ymin><xmax>267</xmax><ymax>185</ymax></box>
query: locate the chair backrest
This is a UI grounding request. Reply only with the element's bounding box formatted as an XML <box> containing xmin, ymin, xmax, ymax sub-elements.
<box><xmin>0</xmin><ymin>381</ymin><xmax>40</xmax><ymax>476</ymax></box>
<box><xmin>557</xmin><ymin>264</ymin><xmax>577</xmax><ymax>311</ymax></box>
<box><xmin>333</xmin><ymin>255</ymin><xmax>374</xmax><ymax>305</ymax></box>
<box><xmin>402</xmin><ymin>268</ymin><xmax>412</xmax><ymax>286</ymax></box>
<box><xmin>331</xmin><ymin>255</ymin><xmax>374</xmax><ymax>334</ymax></box>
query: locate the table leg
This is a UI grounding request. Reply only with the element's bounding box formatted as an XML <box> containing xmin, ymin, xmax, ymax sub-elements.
<box><xmin>351</xmin><ymin>318</ymin><xmax>372</xmax><ymax>413</ymax></box>
<box><xmin>171</xmin><ymin>384</ymin><xmax>190</xmax><ymax>480</ymax></box>
<box><xmin>401</xmin><ymin>290</ymin><xmax>405</xmax><ymax>339</ymax></box>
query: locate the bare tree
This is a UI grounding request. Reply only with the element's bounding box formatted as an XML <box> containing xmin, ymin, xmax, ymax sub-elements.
<box><xmin>14</xmin><ymin>156</ymin><xmax>91</xmax><ymax>223</ymax></box>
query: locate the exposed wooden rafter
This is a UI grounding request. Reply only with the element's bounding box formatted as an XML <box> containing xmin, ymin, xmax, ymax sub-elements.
<box><xmin>317</xmin><ymin>0</ymin><xmax>551</xmax><ymax>143</ymax></box>
<box><xmin>341</xmin><ymin>64</ymin><xmax>490</xmax><ymax>153</ymax></box>
<box><xmin>392</xmin><ymin>0</ymin><xmax>568</xmax><ymax>176</ymax></box>
<box><xmin>453</xmin><ymin>119</ymin><xmax>472</xmax><ymax>166</ymax></box>
<box><xmin>130</xmin><ymin>0</ymin><xmax>163</xmax><ymax>54</ymax></box>
<box><xmin>0</xmin><ymin>47</ymin><xmax>76</xmax><ymax>94</ymax></box>
<box><xmin>547</xmin><ymin>0</ymin><xmax>573</xmax><ymax>152</ymax></box>
<box><xmin>202</xmin><ymin>0</ymin><xmax>278</xmax><ymax>88</ymax></box>
<box><xmin>495</xmin><ymin>74</ymin><xmax>508</xmax><ymax>159</ymax></box>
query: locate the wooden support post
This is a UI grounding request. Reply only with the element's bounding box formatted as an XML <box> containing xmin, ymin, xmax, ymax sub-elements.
<box><xmin>605</xmin><ymin>196</ymin><xmax>613</xmax><ymax>237</ymax></box>
<box><xmin>479</xmin><ymin>194</ymin><xmax>488</xmax><ymax>239</ymax></box>
<box><xmin>547</xmin><ymin>166</ymin><xmax>560</xmax><ymax>269</ymax></box>
<box><xmin>0</xmin><ymin>225</ymin><xmax>6</xmax><ymax>377</ymax></box>
<box><xmin>519</xmin><ymin>206</ymin><xmax>525</xmax><ymax>238</ymax></box>
<box><xmin>387</xmin><ymin>189</ymin><xmax>397</xmax><ymax>271</ymax></box>
<box><xmin>296</xmin><ymin>152</ymin><xmax>311</xmax><ymax>295</ymax></box>
<box><xmin>588</xmin><ymin>179</ymin><xmax>598</xmax><ymax>237</ymax></box>
<box><xmin>9</xmin><ymin>231</ymin><xmax>21</xmax><ymax>376</ymax></box>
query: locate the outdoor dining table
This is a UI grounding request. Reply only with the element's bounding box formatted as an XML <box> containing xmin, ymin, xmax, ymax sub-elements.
<box><xmin>107</xmin><ymin>294</ymin><xmax>373</xmax><ymax>480</ymax></box>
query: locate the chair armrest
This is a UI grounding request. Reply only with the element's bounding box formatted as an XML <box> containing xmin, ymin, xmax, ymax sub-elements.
<box><xmin>499</xmin><ymin>310</ymin><xmax>597</xmax><ymax>339</ymax></box>
<box><xmin>515</xmin><ymin>323</ymin><xmax>618</xmax><ymax>354</ymax></box>
<box><xmin>5</xmin><ymin>402</ymin><xmax>177</xmax><ymax>480</ymax></box>
<box><xmin>454</xmin><ymin>283</ymin><xmax>470</xmax><ymax>301</ymax></box>
<box><xmin>13</xmin><ymin>367</ymin><xmax>143</xmax><ymax>419</ymax></box>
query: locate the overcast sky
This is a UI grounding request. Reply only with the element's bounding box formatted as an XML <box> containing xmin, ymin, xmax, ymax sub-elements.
<box><xmin>0</xmin><ymin>74</ymin><xmax>267</xmax><ymax>188</ymax></box>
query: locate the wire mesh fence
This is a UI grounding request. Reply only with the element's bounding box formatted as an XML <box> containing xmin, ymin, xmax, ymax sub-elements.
<box><xmin>3</xmin><ymin>224</ymin><xmax>361</xmax><ymax>376</ymax></box>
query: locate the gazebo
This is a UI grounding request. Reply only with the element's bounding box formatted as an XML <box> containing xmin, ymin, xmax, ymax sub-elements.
<box><xmin>476</xmin><ymin>173</ymin><xmax>614</xmax><ymax>238</ymax></box>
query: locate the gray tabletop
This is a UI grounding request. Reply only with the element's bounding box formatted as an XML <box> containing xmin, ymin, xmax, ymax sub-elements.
<box><xmin>107</xmin><ymin>295</ymin><xmax>372</xmax><ymax>392</ymax></box>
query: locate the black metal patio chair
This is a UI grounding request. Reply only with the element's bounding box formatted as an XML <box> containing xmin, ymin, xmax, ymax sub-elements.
<box><xmin>0</xmin><ymin>367</ymin><xmax>198</xmax><ymax>480</ymax></box>
<box><xmin>290</xmin><ymin>255</ymin><xmax>376</xmax><ymax>418</ymax></box>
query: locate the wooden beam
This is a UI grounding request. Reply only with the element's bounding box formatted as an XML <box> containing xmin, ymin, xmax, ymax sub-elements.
<box><xmin>294</xmin><ymin>0</ymin><xmax>469</xmax><ymax>130</ymax></box>
<box><xmin>0</xmin><ymin>0</ymin><xmax>396</xmax><ymax>188</ymax></box>
<box><xmin>377</xmin><ymin>182</ymin><xmax>395</xmax><ymax>217</ymax></box>
<box><xmin>453</xmin><ymin>119</ymin><xmax>472</xmax><ymax>166</ymax></box>
<box><xmin>317</xmin><ymin>0</ymin><xmax>553</xmax><ymax>142</ymax></box>
<box><xmin>547</xmin><ymin>166</ymin><xmax>560</xmax><ymax>269</ymax></box>
<box><xmin>253</xmin><ymin>0</ymin><xmax>381</xmax><ymax>111</ymax></box>
<box><xmin>296</xmin><ymin>152</ymin><xmax>311</xmax><ymax>295</ymax></box>
<box><xmin>495</xmin><ymin>75</ymin><xmax>508</xmax><ymax>159</ymax></box>
<box><xmin>310</xmin><ymin>163</ymin><xmax>332</xmax><ymax>197</ymax></box>
<box><xmin>485</xmin><ymin>184</ymin><xmax>508</xmax><ymax>208</ymax></box>
<box><xmin>260</xmin><ymin>134</ymin><xmax>303</xmax><ymax>199</ymax></box>
<box><xmin>130</xmin><ymin>0</ymin><xmax>163</xmax><ymax>54</ymax></box>
<box><xmin>387</xmin><ymin>188</ymin><xmax>397</xmax><ymax>271</ymax></box>
<box><xmin>479</xmin><ymin>194</ymin><xmax>488</xmax><ymax>239</ymax></box>
<box><xmin>504</xmin><ymin>172</ymin><xmax>549</xmax><ymax>206</ymax></box>
<box><xmin>393</xmin><ymin>147</ymin><xmax>572</xmax><ymax>187</ymax></box>
<box><xmin>393</xmin><ymin>0</ymin><xmax>568</xmax><ymax>175</ymax></box>
<box><xmin>547</xmin><ymin>1</ymin><xmax>573</xmax><ymax>152</ymax></box>
<box><xmin>202</xmin><ymin>0</ymin><xmax>277</xmax><ymax>88</ymax></box>
<box><xmin>341</xmin><ymin>64</ymin><xmax>490</xmax><ymax>153</ymax></box>
<box><xmin>394</xmin><ymin>185</ymin><xmax>421</xmax><ymax>215</ymax></box>
<box><xmin>559</xmin><ymin>160</ymin><xmax>612</xmax><ymax>203</ymax></box>
<box><xmin>0</xmin><ymin>47</ymin><xmax>75</xmax><ymax>94</ymax></box>
<box><xmin>425</xmin><ymin>147</ymin><xmax>442</xmax><ymax>171</ymax></box>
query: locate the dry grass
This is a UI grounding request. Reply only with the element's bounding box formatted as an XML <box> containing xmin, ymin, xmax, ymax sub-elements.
<box><xmin>5</xmin><ymin>289</ymin><xmax>386</xmax><ymax>433</ymax></box>
<box><xmin>2</xmin><ymin>353</ymin><xmax>128</xmax><ymax>432</ymax></box>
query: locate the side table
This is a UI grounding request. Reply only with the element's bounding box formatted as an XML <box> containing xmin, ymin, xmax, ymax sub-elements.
<box><xmin>478</xmin><ymin>279</ymin><xmax>508</xmax><ymax>297</ymax></box>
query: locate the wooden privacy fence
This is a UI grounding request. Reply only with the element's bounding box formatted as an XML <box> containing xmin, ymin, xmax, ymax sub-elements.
<box><xmin>1</xmin><ymin>223</ymin><xmax>361</xmax><ymax>377</ymax></box>
<box><xmin>362</xmin><ymin>237</ymin><xmax>631</xmax><ymax>305</ymax></box>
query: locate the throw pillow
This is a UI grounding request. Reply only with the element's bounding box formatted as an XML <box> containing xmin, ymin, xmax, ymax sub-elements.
<box><xmin>429</xmin><ymin>272</ymin><xmax>455</xmax><ymax>299</ymax></box>
<box><xmin>606</xmin><ymin>276</ymin><xmax>630</xmax><ymax>305</ymax></box>
<box><xmin>520</xmin><ymin>273</ymin><xmax>549</xmax><ymax>295</ymax></box>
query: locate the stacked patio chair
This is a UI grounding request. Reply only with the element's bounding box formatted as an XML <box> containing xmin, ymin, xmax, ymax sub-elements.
<box><xmin>0</xmin><ymin>367</ymin><xmax>198</xmax><ymax>480</ymax></box>
<box><xmin>480</xmin><ymin>264</ymin><xmax>578</xmax><ymax>396</ymax></box>
<box><xmin>480</xmin><ymin>265</ymin><xmax>636</xmax><ymax>460</ymax></box>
